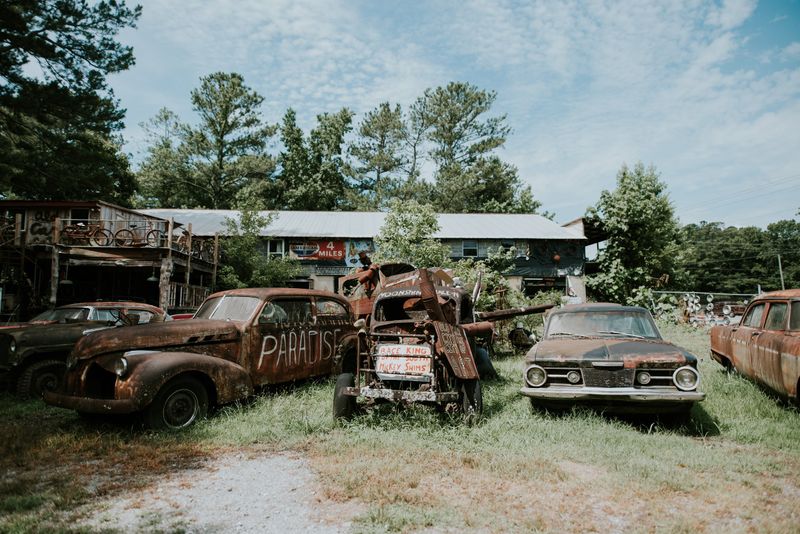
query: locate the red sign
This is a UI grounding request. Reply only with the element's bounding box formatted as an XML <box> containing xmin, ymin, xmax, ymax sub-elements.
<box><xmin>288</xmin><ymin>241</ymin><xmax>346</xmax><ymax>261</ymax></box>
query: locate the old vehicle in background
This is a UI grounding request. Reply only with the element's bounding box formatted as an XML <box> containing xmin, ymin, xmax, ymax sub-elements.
<box><xmin>45</xmin><ymin>289</ymin><xmax>357</xmax><ymax>429</ymax></box>
<box><xmin>334</xmin><ymin>268</ymin><xmax>552</xmax><ymax>423</ymax></box>
<box><xmin>521</xmin><ymin>304</ymin><xmax>705</xmax><ymax>414</ymax></box>
<box><xmin>710</xmin><ymin>290</ymin><xmax>800</xmax><ymax>403</ymax></box>
<box><xmin>0</xmin><ymin>302</ymin><xmax>167</xmax><ymax>398</ymax></box>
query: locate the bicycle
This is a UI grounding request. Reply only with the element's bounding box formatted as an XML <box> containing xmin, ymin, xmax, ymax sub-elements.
<box><xmin>114</xmin><ymin>223</ymin><xmax>164</xmax><ymax>247</ymax></box>
<box><xmin>61</xmin><ymin>222</ymin><xmax>112</xmax><ymax>247</ymax></box>
<box><xmin>1</xmin><ymin>218</ymin><xmax>16</xmax><ymax>245</ymax></box>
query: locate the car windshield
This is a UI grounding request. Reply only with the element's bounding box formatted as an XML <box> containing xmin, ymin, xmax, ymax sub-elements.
<box><xmin>546</xmin><ymin>310</ymin><xmax>660</xmax><ymax>339</ymax></box>
<box><xmin>31</xmin><ymin>307</ymin><xmax>90</xmax><ymax>322</ymax></box>
<box><xmin>194</xmin><ymin>296</ymin><xmax>262</xmax><ymax>322</ymax></box>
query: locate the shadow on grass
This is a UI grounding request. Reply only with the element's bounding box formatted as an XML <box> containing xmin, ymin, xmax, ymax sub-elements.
<box><xmin>530</xmin><ymin>400</ymin><xmax>722</xmax><ymax>437</ymax></box>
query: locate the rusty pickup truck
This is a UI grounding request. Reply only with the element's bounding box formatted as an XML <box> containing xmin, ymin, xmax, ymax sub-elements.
<box><xmin>45</xmin><ymin>288</ymin><xmax>357</xmax><ymax>429</ymax></box>
<box><xmin>710</xmin><ymin>289</ymin><xmax>800</xmax><ymax>403</ymax></box>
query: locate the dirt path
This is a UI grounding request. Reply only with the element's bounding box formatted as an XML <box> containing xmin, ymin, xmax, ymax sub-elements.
<box><xmin>79</xmin><ymin>450</ymin><xmax>358</xmax><ymax>533</ymax></box>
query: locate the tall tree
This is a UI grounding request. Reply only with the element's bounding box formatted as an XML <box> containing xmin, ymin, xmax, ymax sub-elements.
<box><xmin>348</xmin><ymin>102</ymin><xmax>406</xmax><ymax>210</ymax></box>
<box><xmin>0</xmin><ymin>0</ymin><xmax>141</xmax><ymax>203</ymax></box>
<box><xmin>586</xmin><ymin>162</ymin><xmax>683</xmax><ymax>303</ymax></box>
<box><xmin>134</xmin><ymin>108</ymin><xmax>192</xmax><ymax>208</ymax></box>
<box><xmin>373</xmin><ymin>199</ymin><xmax>451</xmax><ymax>267</ymax></box>
<box><xmin>181</xmin><ymin>72</ymin><xmax>275</xmax><ymax>209</ymax></box>
<box><xmin>274</xmin><ymin>108</ymin><xmax>353</xmax><ymax>210</ymax></box>
<box><xmin>410</xmin><ymin>81</ymin><xmax>540</xmax><ymax>214</ymax></box>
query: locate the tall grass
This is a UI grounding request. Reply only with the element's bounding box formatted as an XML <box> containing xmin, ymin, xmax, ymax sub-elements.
<box><xmin>2</xmin><ymin>324</ymin><xmax>798</xmax><ymax>532</ymax></box>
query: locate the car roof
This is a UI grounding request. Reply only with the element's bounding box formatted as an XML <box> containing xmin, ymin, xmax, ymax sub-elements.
<box><xmin>751</xmin><ymin>289</ymin><xmax>800</xmax><ymax>299</ymax></box>
<box><xmin>550</xmin><ymin>303</ymin><xmax>650</xmax><ymax>314</ymax></box>
<box><xmin>58</xmin><ymin>302</ymin><xmax>165</xmax><ymax>313</ymax></box>
<box><xmin>207</xmin><ymin>287</ymin><xmax>348</xmax><ymax>302</ymax></box>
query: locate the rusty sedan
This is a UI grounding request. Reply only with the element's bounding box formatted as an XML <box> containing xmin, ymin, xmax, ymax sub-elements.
<box><xmin>710</xmin><ymin>290</ymin><xmax>799</xmax><ymax>403</ymax></box>
<box><xmin>521</xmin><ymin>304</ymin><xmax>705</xmax><ymax>414</ymax></box>
<box><xmin>45</xmin><ymin>289</ymin><xmax>357</xmax><ymax>429</ymax></box>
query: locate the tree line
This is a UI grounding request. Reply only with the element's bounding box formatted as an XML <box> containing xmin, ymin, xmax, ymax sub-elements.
<box><xmin>1</xmin><ymin>1</ymin><xmax>796</xmax><ymax>300</ymax></box>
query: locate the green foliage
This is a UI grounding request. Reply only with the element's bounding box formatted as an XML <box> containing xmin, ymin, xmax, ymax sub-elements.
<box><xmin>586</xmin><ymin>162</ymin><xmax>683</xmax><ymax>303</ymax></box>
<box><xmin>272</xmin><ymin>108</ymin><xmax>354</xmax><ymax>210</ymax></box>
<box><xmin>0</xmin><ymin>0</ymin><xmax>141</xmax><ymax>204</ymax></box>
<box><xmin>217</xmin><ymin>210</ymin><xmax>301</xmax><ymax>289</ymax></box>
<box><xmin>134</xmin><ymin>108</ymin><xmax>192</xmax><ymax>208</ymax></box>
<box><xmin>372</xmin><ymin>200</ymin><xmax>451</xmax><ymax>267</ymax></box>
<box><xmin>348</xmin><ymin>102</ymin><xmax>407</xmax><ymax>210</ymax></box>
<box><xmin>679</xmin><ymin>218</ymin><xmax>800</xmax><ymax>293</ymax></box>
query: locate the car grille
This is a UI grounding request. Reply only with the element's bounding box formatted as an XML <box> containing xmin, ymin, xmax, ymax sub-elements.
<box><xmin>582</xmin><ymin>368</ymin><xmax>634</xmax><ymax>388</ymax></box>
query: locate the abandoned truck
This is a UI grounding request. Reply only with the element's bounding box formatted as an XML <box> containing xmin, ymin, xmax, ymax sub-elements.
<box><xmin>333</xmin><ymin>268</ymin><xmax>552</xmax><ymax>423</ymax></box>
<box><xmin>45</xmin><ymin>288</ymin><xmax>357</xmax><ymax>429</ymax></box>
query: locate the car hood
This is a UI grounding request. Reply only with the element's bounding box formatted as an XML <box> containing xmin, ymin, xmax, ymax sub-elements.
<box><xmin>527</xmin><ymin>337</ymin><xmax>696</xmax><ymax>367</ymax></box>
<box><xmin>72</xmin><ymin>319</ymin><xmax>242</xmax><ymax>361</ymax></box>
<box><xmin>3</xmin><ymin>321</ymin><xmax>113</xmax><ymax>344</ymax></box>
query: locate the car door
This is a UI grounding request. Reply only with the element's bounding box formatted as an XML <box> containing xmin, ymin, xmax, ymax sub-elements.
<box><xmin>731</xmin><ymin>301</ymin><xmax>766</xmax><ymax>377</ymax></box>
<box><xmin>252</xmin><ymin>296</ymin><xmax>315</xmax><ymax>385</ymax></box>
<box><xmin>314</xmin><ymin>297</ymin><xmax>351</xmax><ymax>376</ymax></box>
<box><xmin>751</xmin><ymin>301</ymin><xmax>789</xmax><ymax>394</ymax></box>
<box><xmin>782</xmin><ymin>301</ymin><xmax>800</xmax><ymax>399</ymax></box>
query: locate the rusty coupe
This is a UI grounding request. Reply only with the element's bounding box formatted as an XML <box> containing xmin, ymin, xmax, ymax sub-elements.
<box><xmin>710</xmin><ymin>290</ymin><xmax>799</xmax><ymax>403</ymax></box>
<box><xmin>521</xmin><ymin>304</ymin><xmax>705</xmax><ymax>414</ymax></box>
<box><xmin>45</xmin><ymin>289</ymin><xmax>357</xmax><ymax>429</ymax></box>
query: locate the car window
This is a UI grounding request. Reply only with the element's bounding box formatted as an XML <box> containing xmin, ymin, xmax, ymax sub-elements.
<box><xmin>743</xmin><ymin>303</ymin><xmax>765</xmax><ymax>328</ymax></box>
<box><xmin>195</xmin><ymin>296</ymin><xmax>262</xmax><ymax>322</ymax></box>
<box><xmin>316</xmin><ymin>299</ymin><xmax>348</xmax><ymax>319</ymax></box>
<box><xmin>32</xmin><ymin>307</ymin><xmax>90</xmax><ymax>321</ymax></box>
<box><xmin>260</xmin><ymin>299</ymin><xmax>311</xmax><ymax>324</ymax></box>
<box><xmin>94</xmin><ymin>309</ymin><xmax>119</xmax><ymax>322</ymax></box>
<box><xmin>129</xmin><ymin>310</ymin><xmax>155</xmax><ymax>324</ymax></box>
<box><xmin>546</xmin><ymin>310</ymin><xmax>660</xmax><ymax>338</ymax></box>
<box><xmin>791</xmin><ymin>302</ymin><xmax>800</xmax><ymax>331</ymax></box>
<box><xmin>764</xmin><ymin>302</ymin><xmax>788</xmax><ymax>331</ymax></box>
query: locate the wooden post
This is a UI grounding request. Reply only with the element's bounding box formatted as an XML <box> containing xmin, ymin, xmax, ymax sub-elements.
<box><xmin>167</xmin><ymin>218</ymin><xmax>174</xmax><ymax>260</ymax></box>
<box><xmin>184</xmin><ymin>224</ymin><xmax>192</xmax><ymax>307</ymax></box>
<box><xmin>212</xmin><ymin>232</ymin><xmax>219</xmax><ymax>290</ymax></box>
<box><xmin>50</xmin><ymin>249</ymin><xmax>59</xmax><ymax>306</ymax></box>
<box><xmin>158</xmin><ymin>257</ymin><xmax>172</xmax><ymax>310</ymax></box>
<box><xmin>53</xmin><ymin>217</ymin><xmax>61</xmax><ymax>246</ymax></box>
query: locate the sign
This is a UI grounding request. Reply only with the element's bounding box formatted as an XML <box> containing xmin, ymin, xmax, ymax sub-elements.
<box><xmin>288</xmin><ymin>241</ymin><xmax>346</xmax><ymax>261</ymax></box>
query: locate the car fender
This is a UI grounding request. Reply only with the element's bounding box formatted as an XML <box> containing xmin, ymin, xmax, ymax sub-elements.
<box><xmin>333</xmin><ymin>332</ymin><xmax>361</xmax><ymax>374</ymax></box>
<box><xmin>115</xmin><ymin>351</ymin><xmax>254</xmax><ymax>407</ymax></box>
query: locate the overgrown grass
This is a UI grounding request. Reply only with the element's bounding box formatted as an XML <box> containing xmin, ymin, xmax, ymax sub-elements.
<box><xmin>2</xmin><ymin>324</ymin><xmax>799</xmax><ymax>532</ymax></box>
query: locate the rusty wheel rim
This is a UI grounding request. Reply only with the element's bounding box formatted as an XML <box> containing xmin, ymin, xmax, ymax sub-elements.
<box><xmin>161</xmin><ymin>388</ymin><xmax>199</xmax><ymax>429</ymax></box>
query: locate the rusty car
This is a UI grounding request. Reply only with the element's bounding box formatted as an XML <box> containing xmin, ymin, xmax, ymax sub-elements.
<box><xmin>333</xmin><ymin>268</ymin><xmax>552</xmax><ymax>423</ymax></box>
<box><xmin>710</xmin><ymin>289</ymin><xmax>799</xmax><ymax>403</ymax></box>
<box><xmin>45</xmin><ymin>288</ymin><xmax>357</xmax><ymax>429</ymax></box>
<box><xmin>521</xmin><ymin>303</ymin><xmax>705</xmax><ymax>414</ymax></box>
<box><xmin>0</xmin><ymin>302</ymin><xmax>167</xmax><ymax>398</ymax></box>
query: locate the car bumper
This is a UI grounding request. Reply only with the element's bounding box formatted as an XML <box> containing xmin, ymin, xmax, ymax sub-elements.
<box><xmin>44</xmin><ymin>391</ymin><xmax>141</xmax><ymax>414</ymax></box>
<box><xmin>343</xmin><ymin>386</ymin><xmax>459</xmax><ymax>403</ymax></box>
<box><xmin>520</xmin><ymin>386</ymin><xmax>705</xmax><ymax>403</ymax></box>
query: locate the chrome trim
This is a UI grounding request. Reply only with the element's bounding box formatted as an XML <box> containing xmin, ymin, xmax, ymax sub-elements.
<box><xmin>520</xmin><ymin>385</ymin><xmax>705</xmax><ymax>402</ymax></box>
<box><xmin>672</xmin><ymin>366</ymin><xmax>700</xmax><ymax>391</ymax></box>
<box><xmin>375</xmin><ymin>372</ymin><xmax>432</xmax><ymax>383</ymax></box>
<box><xmin>524</xmin><ymin>364</ymin><xmax>547</xmax><ymax>387</ymax></box>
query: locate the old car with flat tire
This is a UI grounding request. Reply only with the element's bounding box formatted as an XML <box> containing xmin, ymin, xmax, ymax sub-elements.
<box><xmin>45</xmin><ymin>288</ymin><xmax>357</xmax><ymax>429</ymax></box>
<box><xmin>521</xmin><ymin>303</ymin><xmax>705</xmax><ymax>415</ymax></box>
<box><xmin>710</xmin><ymin>289</ymin><xmax>799</xmax><ymax>403</ymax></box>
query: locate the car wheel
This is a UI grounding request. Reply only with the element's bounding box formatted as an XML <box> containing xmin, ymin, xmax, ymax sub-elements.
<box><xmin>16</xmin><ymin>360</ymin><xmax>65</xmax><ymax>399</ymax></box>
<box><xmin>144</xmin><ymin>376</ymin><xmax>208</xmax><ymax>430</ymax></box>
<box><xmin>459</xmin><ymin>379</ymin><xmax>483</xmax><ymax>425</ymax></box>
<box><xmin>333</xmin><ymin>373</ymin><xmax>357</xmax><ymax>420</ymax></box>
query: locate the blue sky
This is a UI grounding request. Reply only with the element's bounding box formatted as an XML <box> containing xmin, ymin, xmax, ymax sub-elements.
<box><xmin>110</xmin><ymin>0</ymin><xmax>800</xmax><ymax>227</ymax></box>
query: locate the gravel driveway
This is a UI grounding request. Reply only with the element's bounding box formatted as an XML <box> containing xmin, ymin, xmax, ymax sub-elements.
<box><xmin>80</xmin><ymin>451</ymin><xmax>356</xmax><ymax>533</ymax></box>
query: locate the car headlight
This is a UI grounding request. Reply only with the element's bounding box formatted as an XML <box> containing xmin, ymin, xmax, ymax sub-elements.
<box><xmin>525</xmin><ymin>365</ymin><xmax>547</xmax><ymax>387</ymax></box>
<box><xmin>673</xmin><ymin>366</ymin><xmax>699</xmax><ymax>391</ymax></box>
<box><xmin>636</xmin><ymin>371</ymin><xmax>652</xmax><ymax>385</ymax></box>
<box><xmin>8</xmin><ymin>339</ymin><xmax>15</xmax><ymax>353</ymax></box>
<box><xmin>112</xmin><ymin>357</ymin><xmax>128</xmax><ymax>378</ymax></box>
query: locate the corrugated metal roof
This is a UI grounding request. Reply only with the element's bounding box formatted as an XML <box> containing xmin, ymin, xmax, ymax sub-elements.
<box><xmin>140</xmin><ymin>209</ymin><xmax>584</xmax><ymax>240</ymax></box>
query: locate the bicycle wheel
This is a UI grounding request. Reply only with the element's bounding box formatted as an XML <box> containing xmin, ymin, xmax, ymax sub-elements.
<box><xmin>146</xmin><ymin>229</ymin><xmax>163</xmax><ymax>248</ymax></box>
<box><xmin>90</xmin><ymin>228</ymin><xmax>112</xmax><ymax>247</ymax></box>
<box><xmin>114</xmin><ymin>228</ymin><xmax>134</xmax><ymax>247</ymax></box>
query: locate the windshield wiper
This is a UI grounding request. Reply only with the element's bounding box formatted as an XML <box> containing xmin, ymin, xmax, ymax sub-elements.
<box><xmin>548</xmin><ymin>332</ymin><xmax>590</xmax><ymax>339</ymax></box>
<box><xmin>596</xmin><ymin>330</ymin><xmax>645</xmax><ymax>339</ymax></box>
